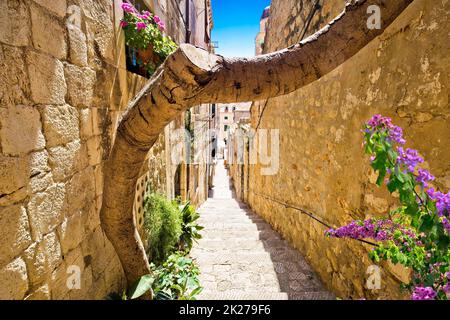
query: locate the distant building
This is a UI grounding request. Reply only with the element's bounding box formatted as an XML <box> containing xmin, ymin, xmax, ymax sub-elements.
<box><xmin>215</xmin><ymin>102</ymin><xmax>252</xmax><ymax>159</ymax></box>
<box><xmin>255</xmin><ymin>5</ymin><xmax>270</xmax><ymax>55</ymax></box>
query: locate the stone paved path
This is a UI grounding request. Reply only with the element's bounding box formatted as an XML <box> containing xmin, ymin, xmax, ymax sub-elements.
<box><xmin>191</xmin><ymin>160</ymin><xmax>334</xmax><ymax>300</ymax></box>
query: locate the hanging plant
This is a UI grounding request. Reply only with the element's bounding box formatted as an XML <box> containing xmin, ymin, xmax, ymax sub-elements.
<box><xmin>120</xmin><ymin>3</ymin><xmax>177</xmax><ymax>76</ymax></box>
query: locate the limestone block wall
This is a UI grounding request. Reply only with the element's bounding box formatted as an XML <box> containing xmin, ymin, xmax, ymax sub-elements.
<box><xmin>0</xmin><ymin>0</ymin><xmax>171</xmax><ymax>299</ymax></box>
<box><xmin>245</xmin><ymin>0</ymin><xmax>450</xmax><ymax>299</ymax></box>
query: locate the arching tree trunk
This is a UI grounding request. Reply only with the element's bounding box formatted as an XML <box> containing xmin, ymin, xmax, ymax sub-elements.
<box><xmin>100</xmin><ymin>0</ymin><xmax>414</xmax><ymax>287</ymax></box>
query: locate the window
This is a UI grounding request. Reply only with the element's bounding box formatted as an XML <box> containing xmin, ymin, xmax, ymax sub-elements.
<box><xmin>224</xmin><ymin>116</ymin><xmax>228</xmax><ymax>120</ymax></box>
<box><xmin>224</xmin><ymin>125</ymin><xmax>229</xmax><ymax>131</ymax></box>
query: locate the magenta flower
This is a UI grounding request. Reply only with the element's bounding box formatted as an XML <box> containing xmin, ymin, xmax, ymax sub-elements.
<box><xmin>416</xmin><ymin>168</ymin><xmax>435</xmax><ymax>188</ymax></box>
<box><xmin>139</xmin><ymin>10</ymin><xmax>151</xmax><ymax>20</ymax></box>
<box><xmin>325</xmin><ymin>218</ymin><xmax>417</xmax><ymax>244</ymax></box>
<box><xmin>121</xmin><ymin>3</ymin><xmax>135</xmax><ymax>14</ymax></box>
<box><xmin>138</xmin><ymin>11</ymin><xmax>150</xmax><ymax>20</ymax></box>
<box><xmin>366</xmin><ymin>114</ymin><xmax>406</xmax><ymax>145</ymax></box>
<box><xmin>153</xmin><ymin>15</ymin><xmax>161</xmax><ymax>24</ymax></box>
<box><xmin>443</xmin><ymin>283</ymin><xmax>450</xmax><ymax>295</ymax></box>
<box><xmin>157</xmin><ymin>21</ymin><xmax>165</xmax><ymax>32</ymax></box>
<box><xmin>119</xmin><ymin>20</ymin><xmax>128</xmax><ymax>28</ymax></box>
<box><xmin>426</xmin><ymin>188</ymin><xmax>450</xmax><ymax>220</ymax></box>
<box><xmin>396</xmin><ymin>147</ymin><xmax>423</xmax><ymax>173</ymax></box>
<box><xmin>411</xmin><ymin>286</ymin><xmax>437</xmax><ymax>300</ymax></box>
<box><xmin>441</xmin><ymin>217</ymin><xmax>450</xmax><ymax>234</ymax></box>
<box><xmin>136</xmin><ymin>22</ymin><xmax>146</xmax><ymax>31</ymax></box>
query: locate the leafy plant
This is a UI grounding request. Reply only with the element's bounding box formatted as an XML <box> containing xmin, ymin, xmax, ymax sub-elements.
<box><xmin>326</xmin><ymin>114</ymin><xmax>450</xmax><ymax>300</ymax></box>
<box><xmin>127</xmin><ymin>274</ymin><xmax>155</xmax><ymax>300</ymax></box>
<box><xmin>150</xmin><ymin>252</ymin><xmax>203</xmax><ymax>300</ymax></box>
<box><xmin>122</xmin><ymin>252</ymin><xmax>202</xmax><ymax>300</ymax></box>
<box><xmin>178</xmin><ymin>201</ymin><xmax>204</xmax><ymax>253</ymax></box>
<box><xmin>143</xmin><ymin>193</ymin><xmax>182</xmax><ymax>264</ymax></box>
<box><xmin>124</xmin><ymin>253</ymin><xmax>202</xmax><ymax>300</ymax></box>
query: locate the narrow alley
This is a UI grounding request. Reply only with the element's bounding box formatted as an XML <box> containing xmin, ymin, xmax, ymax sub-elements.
<box><xmin>191</xmin><ymin>161</ymin><xmax>334</xmax><ymax>300</ymax></box>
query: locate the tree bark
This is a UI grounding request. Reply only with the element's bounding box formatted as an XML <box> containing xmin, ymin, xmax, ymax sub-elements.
<box><xmin>100</xmin><ymin>0</ymin><xmax>414</xmax><ymax>288</ymax></box>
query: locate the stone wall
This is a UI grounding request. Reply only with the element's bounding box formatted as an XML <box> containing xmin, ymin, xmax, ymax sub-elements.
<box><xmin>0</xmin><ymin>0</ymin><xmax>213</xmax><ymax>299</ymax></box>
<box><xmin>0</xmin><ymin>0</ymin><xmax>172</xmax><ymax>299</ymax></box>
<box><xmin>241</xmin><ymin>0</ymin><xmax>450</xmax><ymax>299</ymax></box>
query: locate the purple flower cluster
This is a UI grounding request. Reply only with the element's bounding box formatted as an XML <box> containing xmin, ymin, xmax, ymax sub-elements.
<box><xmin>416</xmin><ymin>168</ymin><xmax>435</xmax><ymax>188</ymax></box>
<box><xmin>325</xmin><ymin>219</ymin><xmax>417</xmax><ymax>243</ymax></box>
<box><xmin>443</xmin><ymin>283</ymin><xmax>450</xmax><ymax>295</ymax></box>
<box><xmin>426</xmin><ymin>188</ymin><xmax>450</xmax><ymax>234</ymax></box>
<box><xmin>396</xmin><ymin>147</ymin><xmax>424</xmax><ymax>173</ymax></box>
<box><xmin>366</xmin><ymin>114</ymin><xmax>406</xmax><ymax>145</ymax></box>
<box><xmin>411</xmin><ymin>286</ymin><xmax>437</xmax><ymax>300</ymax></box>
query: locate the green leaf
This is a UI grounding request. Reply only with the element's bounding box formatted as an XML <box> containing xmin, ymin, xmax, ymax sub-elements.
<box><xmin>189</xmin><ymin>286</ymin><xmax>203</xmax><ymax>298</ymax></box>
<box><xmin>376</xmin><ymin>169</ymin><xmax>387</xmax><ymax>186</ymax></box>
<box><xmin>127</xmin><ymin>274</ymin><xmax>154</xmax><ymax>299</ymax></box>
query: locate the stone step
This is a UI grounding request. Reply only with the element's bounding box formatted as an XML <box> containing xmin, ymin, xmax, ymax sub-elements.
<box><xmin>288</xmin><ymin>291</ymin><xmax>336</xmax><ymax>300</ymax></box>
<box><xmin>200</xmin><ymin>199</ymin><xmax>249</xmax><ymax>206</ymax></box>
<box><xmin>199</xmin><ymin>217</ymin><xmax>265</xmax><ymax>225</ymax></box>
<box><xmin>199</xmin><ymin>216</ymin><xmax>258</xmax><ymax>221</ymax></box>
<box><xmin>191</xmin><ymin>251</ymin><xmax>273</xmax><ymax>265</ymax></box>
<box><xmin>199</xmin><ymin>222</ymin><xmax>273</xmax><ymax>231</ymax></box>
<box><xmin>197</xmin><ymin>205</ymin><xmax>250</xmax><ymax>214</ymax></box>
<box><xmin>198</xmin><ymin>291</ymin><xmax>288</xmax><ymax>300</ymax></box>
<box><xmin>201</xmin><ymin>230</ymin><xmax>282</xmax><ymax>241</ymax></box>
<box><xmin>194</xmin><ymin>239</ymin><xmax>266</xmax><ymax>250</ymax></box>
<box><xmin>199</xmin><ymin>209</ymin><xmax>252</xmax><ymax>214</ymax></box>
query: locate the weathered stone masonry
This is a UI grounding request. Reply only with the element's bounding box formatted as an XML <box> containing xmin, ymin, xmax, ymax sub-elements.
<box><xmin>0</xmin><ymin>0</ymin><xmax>213</xmax><ymax>299</ymax></box>
<box><xmin>0</xmin><ymin>0</ymin><xmax>163</xmax><ymax>299</ymax></box>
<box><xmin>238</xmin><ymin>0</ymin><xmax>450</xmax><ymax>299</ymax></box>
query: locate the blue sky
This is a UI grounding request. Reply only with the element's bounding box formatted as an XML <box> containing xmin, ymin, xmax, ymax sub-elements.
<box><xmin>211</xmin><ymin>0</ymin><xmax>271</xmax><ymax>57</ymax></box>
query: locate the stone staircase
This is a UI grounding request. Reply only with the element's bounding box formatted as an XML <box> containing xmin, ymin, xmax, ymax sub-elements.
<box><xmin>190</xmin><ymin>161</ymin><xmax>334</xmax><ymax>300</ymax></box>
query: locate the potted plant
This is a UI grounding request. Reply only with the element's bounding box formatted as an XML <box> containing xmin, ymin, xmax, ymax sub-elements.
<box><xmin>120</xmin><ymin>3</ymin><xmax>177</xmax><ymax>76</ymax></box>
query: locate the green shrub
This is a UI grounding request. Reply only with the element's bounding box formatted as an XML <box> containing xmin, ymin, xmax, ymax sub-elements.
<box><xmin>179</xmin><ymin>202</ymin><xmax>204</xmax><ymax>253</ymax></box>
<box><xmin>143</xmin><ymin>193</ymin><xmax>182</xmax><ymax>264</ymax></box>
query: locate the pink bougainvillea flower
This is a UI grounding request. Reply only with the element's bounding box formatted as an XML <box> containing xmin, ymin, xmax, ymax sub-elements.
<box><xmin>153</xmin><ymin>15</ymin><xmax>161</xmax><ymax>24</ymax></box>
<box><xmin>157</xmin><ymin>21</ymin><xmax>165</xmax><ymax>32</ymax></box>
<box><xmin>119</xmin><ymin>20</ymin><xmax>128</xmax><ymax>28</ymax></box>
<box><xmin>136</xmin><ymin>22</ymin><xmax>146</xmax><ymax>30</ymax></box>
<box><xmin>121</xmin><ymin>3</ymin><xmax>135</xmax><ymax>13</ymax></box>
<box><xmin>140</xmin><ymin>11</ymin><xmax>151</xmax><ymax>19</ymax></box>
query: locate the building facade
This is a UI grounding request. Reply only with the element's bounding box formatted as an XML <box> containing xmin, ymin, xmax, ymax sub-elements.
<box><xmin>0</xmin><ymin>0</ymin><xmax>213</xmax><ymax>299</ymax></box>
<box><xmin>255</xmin><ymin>5</ymin><xmax>269</xmax><ymax>56</ymax></box>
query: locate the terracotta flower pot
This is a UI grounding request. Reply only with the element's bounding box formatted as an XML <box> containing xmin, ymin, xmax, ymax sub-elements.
<box><xmin>137</xmin><ymin>44</ymin><xmax>161</xmax><ymax>65</ymax></box>
<box><xmin>137</xmin><ymin>44</ymin><xmax>162</xmax><ymax>76</ymax></box>
<box><xmin>137</xmin><ymin>45</ymin><xmax>154</xmax><ymax>63</ymax></box>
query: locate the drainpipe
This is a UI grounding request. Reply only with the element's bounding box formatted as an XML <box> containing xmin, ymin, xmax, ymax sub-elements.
<box><xmin>185</xmin><ymin>0</ymin><xmax>191</xmax><ymax>43</ymax></box>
